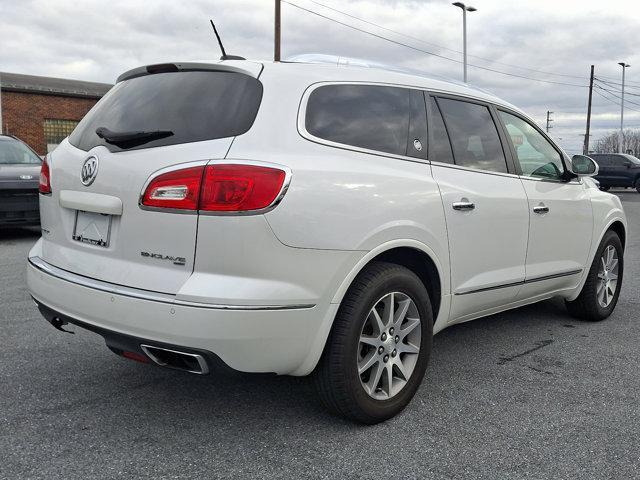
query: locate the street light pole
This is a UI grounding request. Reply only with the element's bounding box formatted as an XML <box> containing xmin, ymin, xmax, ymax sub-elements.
<box><xmin>452</xmin><ymin>2</ymin><xmax>477</xmax><ymax>83</ymax></box>
<box><xmin>618</xmin><ymin>62</ymin><xmax>630</xmax><ymax>153</ymax></box>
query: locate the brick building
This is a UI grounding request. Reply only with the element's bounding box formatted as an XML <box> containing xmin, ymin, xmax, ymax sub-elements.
<box><xmin>0</xmin><ymin>72</ymin><xmax>111</xmax><ymax>155</ymax></box>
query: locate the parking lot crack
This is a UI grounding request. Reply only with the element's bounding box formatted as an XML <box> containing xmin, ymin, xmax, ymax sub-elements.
<box><xmin>497</xmin><ymin>339</ymin><xmax>554</xmax><ymax>365</ymax></box>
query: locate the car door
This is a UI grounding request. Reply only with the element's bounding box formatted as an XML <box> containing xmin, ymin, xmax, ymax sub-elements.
<box><xmin>497</xmin><ymin>110</ymin><xmax>593</xmax><ymax>299</ymax></box>
<box><xmin>610</xmin><ymin>155</ymin><xmax>634</xmax><ymax>186</ymax></box>
<box><xmin>594</xmin><ymin>155</ymin><xmax>613</xmax><ymax>186</ymax></box>
<box><xmin>428</xmin><ymin>96</ymin><xmax>530</xmax><ymax>322</ymax></box>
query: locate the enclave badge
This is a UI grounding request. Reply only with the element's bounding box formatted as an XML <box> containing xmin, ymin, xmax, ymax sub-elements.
<box><xmin>141</xmin><ymin>251</ymin><xmax>186</xmax><ymax>266</ymax></box>
<box><xmin>81</xmin><ymin>156</ymin><xmax>99</xmax><ymax>186</ymax></box>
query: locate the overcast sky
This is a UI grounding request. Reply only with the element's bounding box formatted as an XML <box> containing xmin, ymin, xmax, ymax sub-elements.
<box><xmin>2</xmin><ymin>0</ymin><xmax>640</xmax><ymax>153</ymax></box>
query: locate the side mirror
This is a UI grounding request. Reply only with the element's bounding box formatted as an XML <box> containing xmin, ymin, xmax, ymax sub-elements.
<box><xmin>570</xmin><ymin>155</ymin><xmax>599</xmax><ymax>177</ymax></box>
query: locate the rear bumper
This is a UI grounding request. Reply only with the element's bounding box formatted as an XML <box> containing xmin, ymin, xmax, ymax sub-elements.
<box><xmin>0</xmin><ymin>189</ymin><xmax>40</xmax><ymax>225</ymax></box>
<box><xmin>28</xmin><ymin>255</ymin><xmax>337</xmax><ymax>375</ymax></box>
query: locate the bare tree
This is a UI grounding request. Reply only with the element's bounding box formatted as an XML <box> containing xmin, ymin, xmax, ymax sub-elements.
<box><xmin>594</xmin><ymin>129</ymin><xmax>640</xmax><ymax>157</ymax></box>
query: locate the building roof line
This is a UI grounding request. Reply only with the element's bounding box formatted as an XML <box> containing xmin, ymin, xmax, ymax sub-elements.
<box><xmin>0</xmin><ymin>71</ymin><xmax>112</xmax><ymax>99</ymax></box>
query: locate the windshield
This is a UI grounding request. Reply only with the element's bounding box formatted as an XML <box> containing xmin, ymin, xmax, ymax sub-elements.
<box><xmin>0</xmin><ymin>137</ymin><xmax>41</xmax><ymax>165</ymax></box>
<box><xmin>69</xmin><ymin>70</ymin><xmax>263</xmax><ymax>152</ymax></box>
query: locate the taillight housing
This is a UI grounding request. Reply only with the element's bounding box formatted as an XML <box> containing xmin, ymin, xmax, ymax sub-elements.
<box><xmin>141</xmin><ymin>163</ymin><xmax>288</xmax><ymax>213</ymax></box>
<box><xmin>39</xmin><ymin>155</ymin><xmax>52</xmax><ymax>194</ymax></box>
<box><xmin>141</xmin><ymin>166</ymin><xmax>204</xmax><ymax>210</ymax></box>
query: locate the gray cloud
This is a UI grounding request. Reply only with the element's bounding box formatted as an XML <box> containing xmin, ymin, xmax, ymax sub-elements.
<box><xmin>1</xmin><ymin>0</ymin><xmax>639</xmax><ymax>153</ymax></box>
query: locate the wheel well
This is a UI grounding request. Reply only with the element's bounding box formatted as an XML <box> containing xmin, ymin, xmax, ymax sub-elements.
<box><xmin>372</xmin><ymin>247</ymin><xmax>442</xmax><ymax>320</ymax></box>
<box><xmin>609</xmin><ymin>221</ymin><xmax>626</xmax><ymax>249</ymax></box>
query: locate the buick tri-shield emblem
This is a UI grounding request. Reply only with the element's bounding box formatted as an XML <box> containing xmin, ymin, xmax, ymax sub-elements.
<box><xmin>81</xmin><ymin>156</ymin><xmax>99</xmax><ymax>186</ymax></box>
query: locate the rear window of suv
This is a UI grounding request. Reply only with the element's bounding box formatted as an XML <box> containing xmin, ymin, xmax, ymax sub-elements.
<box><xmin>69</xmin><ymin>71</ymin><xmax>263</xmax><ymax>152</ymax></box>
<box><xmin>305</xmin><ymin>84</ymin><xmax>415</xmax><ymax>157</ymax></box>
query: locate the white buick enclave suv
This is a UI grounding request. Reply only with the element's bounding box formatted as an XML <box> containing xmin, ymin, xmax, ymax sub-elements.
<box><xmin>28</xmin><ymin>58</ymin><xmax>626</xmax><ymax>423</ymax></box>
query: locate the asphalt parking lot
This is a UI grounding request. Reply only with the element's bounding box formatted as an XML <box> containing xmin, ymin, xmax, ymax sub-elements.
<box><xmin>1</xmin><ymin>192</ymin><xmax>638</xmax><ymax>480</ymax></box>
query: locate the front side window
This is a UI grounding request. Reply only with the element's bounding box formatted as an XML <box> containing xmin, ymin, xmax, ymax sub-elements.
<box><xmin>436</xmin><ymin>98</ymin><xmax>507</xmax><ymax>173</ymax></box>
<box><xmin>305</xmin><ymin>84</ymin><xmax>412</xmax><ymax>157</ymax></box>
<box><xmin>499</xmin><ymin>111</ymin><xmax>564</xmax><ymax>180</ymax></box>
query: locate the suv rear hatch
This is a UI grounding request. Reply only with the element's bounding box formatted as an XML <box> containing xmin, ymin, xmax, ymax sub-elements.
<box><xmin>40</xmin><ymin>61</ymin><xmax>263</xmax><ymax>294</ymax></box>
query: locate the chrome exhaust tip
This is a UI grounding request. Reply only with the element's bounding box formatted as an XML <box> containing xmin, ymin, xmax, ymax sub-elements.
<box><xmin>140</xmin><ymin>345</ymin><xmax>209</xmax><ymax>375</ymax></box>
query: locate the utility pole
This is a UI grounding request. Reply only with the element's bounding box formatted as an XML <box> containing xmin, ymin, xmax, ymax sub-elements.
<box><xmin>546</xmin><ymin>111</ymin><xmax>553</xmax><ymax>133</ymax></box>
<box><xmin>452</xmin><ymin>2</ymin><xmax>477</xmax><ymax>83</ymax></box>
<box><xmin>274</xmin><ymin>0</ymin><xmax>281</xmax><ymax>62</ymax></box>
<box><xmin>0</xmin><ymin>72</ymin><xmax>3</xmax><ymax>135</ymax></box>
<box><xmin>583</xmin><ymin>65</ymin><xmax>594</xmax><ymax>155</ymax></box>
<box><xmin>618</xmin><ymin>62</ymin><xmax>630</xmax><ymax>153</ymax></box>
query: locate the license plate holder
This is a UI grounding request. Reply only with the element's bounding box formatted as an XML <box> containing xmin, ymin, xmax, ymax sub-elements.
<box><xmin>72</xmin><ymin>210</ymin><xmax>112</xmax><ymax>247</ymax></box>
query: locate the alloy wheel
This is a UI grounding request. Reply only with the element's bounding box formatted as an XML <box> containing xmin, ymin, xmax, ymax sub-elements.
<box><xmin>357</xmin><ymin>292</ymin><xmax>421</xmax><ymax>400</ymax></box>
<box><xmin>597</xmin><ymin>245</ymin><xmax>620</xmax><ymax>308</ymax></box>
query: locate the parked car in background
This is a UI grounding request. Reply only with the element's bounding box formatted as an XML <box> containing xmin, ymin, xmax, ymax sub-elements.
<box><xmin>0</xmin><ymin>135</ymin><xmax>41</xmax><ymax>227</ymax></box>
<box><xmin>28</xmin><ymin>59</ymin><xmax>627</xmax><ymax>424</ymax></box>
<box><xmin>590</xmin><ymin>153</ymin><xmax>640</xmax><ymax>192</ymax></box>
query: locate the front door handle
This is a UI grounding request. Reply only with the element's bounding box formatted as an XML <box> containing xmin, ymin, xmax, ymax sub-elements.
<box><xmin>533</xmin><ymin>204</ymin><xmax>550</xmax><ymax>214</ymax></box>
<box><xmin>452</xmin><ymin>200</ymin><xmax>475</xmax><ymax>211</ymax></box>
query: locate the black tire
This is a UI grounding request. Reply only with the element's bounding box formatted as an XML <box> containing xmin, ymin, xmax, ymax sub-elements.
<box><xmin>600</xmin><ymin>186</ymin><xmax>610</xmax><ymax>192</ymax></box>
<box><xmin>565</xmin><ymin>230</ymin><xmax>623</xmax><ymax>321</ymax></box>
<box><xmin>634</xmin><ymin>178</ymin><xmax>640</xmax><ymax>193</ymax></box>
<box><xmin>314</xmin><ymin>261</ymin><xmax>433</xmax><ymax>424</ymax></box>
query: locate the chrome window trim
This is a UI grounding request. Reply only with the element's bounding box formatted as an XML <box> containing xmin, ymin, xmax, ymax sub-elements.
<box><xmin>29</xmin><ymin>256</ymin><xmax>315</xmax><ymax>310</ymax></box>
<box><xmin>297</xmin><ymin>81</ymin><xmax>431</xmax><ymax>165</ymax></box>
<box><xmin>138</xmin><ymin>159</ymin><xmax>293</xmax><ymax>216</ymax></box>
<box><xmin>429</xmin><ymin>159</ymin><xmax>522</xmax><ymax>180</ymax></box>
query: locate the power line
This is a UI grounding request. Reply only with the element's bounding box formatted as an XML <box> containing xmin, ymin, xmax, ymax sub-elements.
<box><xmin>593</xmin><ymin>88</ymin><xmax>640</xmax><ymax>114</ymax></box>
<box><xmin>594</xmin><ymin>85</ymin><xmax>640</xmax><ymax>109</ymax></box>
<box><xmin>305</xmin><ymin>0</ymin><xmax>587</xmax><ymax>81</ymax></box>
<box><xmin>594</xmin><ymin>77</ymin><xmax>640</xmax><ymax>93</ymax></box>
<box><xmin>593</xmin><ymin>73</ymin><xmax>640</xmax><ymax>87</ymax></box>
<box><xmin>594</xmin><ymin>82</ymin><xmax>640</xmax><ymax>98</ymax></box>
<box><xmin>282</xmin><ymin>1</ymin><xmax>588</xmax><ymax>88</ymax></box>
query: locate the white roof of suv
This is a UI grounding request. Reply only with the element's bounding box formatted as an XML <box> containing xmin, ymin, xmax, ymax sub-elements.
<box><xmin>204</xmin><ymin>55</ymin><xmax>522</xmax><ymax>115</ymax></box>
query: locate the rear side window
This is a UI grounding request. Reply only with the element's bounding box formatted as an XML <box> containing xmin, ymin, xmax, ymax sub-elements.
<box><xmin>305</xmin><ymin>84</ymin><xmax>412</xmax><ymax>157</ymax></box>
<box><xmin>437</xmin><ymin>98</ymin><xmax>508</xmax><ymax>173</ymax></box>
<box><xmin>69</xmin><ymin>71</ymin><xmax>263</xmax><ymax>152</ymax></box>
<box><xmin>592</xmin><ymin>155</ymin><xmax>611</xmax><ymax>166</ymax></box>
<box><xmin>429</xmin><ymin>97</ymin><xmax>454</xmax><ymax>164</ymax></box>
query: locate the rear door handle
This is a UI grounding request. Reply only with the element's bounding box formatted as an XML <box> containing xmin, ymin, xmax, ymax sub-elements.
<box><xmin>533</xmin><ymin>204</ymin><xmax>549</xmax><ymax>214</ymax></box>
<box><xmin>452</xmin><ymin>200</ymin><xmax>475</xmax><ymax>211</ymax></box>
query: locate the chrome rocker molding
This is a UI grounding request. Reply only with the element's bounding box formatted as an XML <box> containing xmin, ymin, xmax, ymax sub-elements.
<box><xmin>28</xmin><ymin>256</ymin><xmax>315</xmax><ymax>311</ymax></box>
<box><xmin>455</xmin><ymin>269</ymin><xmax>584</xmax><ymax>296</ymax></box>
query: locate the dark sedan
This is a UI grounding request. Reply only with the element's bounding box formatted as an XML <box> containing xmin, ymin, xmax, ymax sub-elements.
<box><xmin>0</xmin><ymin>135</ymin><xmax>42</xmax><ymax>226</ymax></box>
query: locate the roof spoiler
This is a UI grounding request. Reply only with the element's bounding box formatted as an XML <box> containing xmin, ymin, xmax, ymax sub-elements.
<box><xmin>116</xmin><ymin>62</ymin><xmax>261</xmax><ymax>83</ymax></box>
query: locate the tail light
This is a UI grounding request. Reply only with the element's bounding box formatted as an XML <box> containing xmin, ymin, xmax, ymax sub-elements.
<box><xmin>39</xmin><ymin>156</ymin><xmax>51</xmax><ymax>194</ymax></box>
<box><xmin>141</xmin><ymin>166</ymin><xmax>203</xmax><ymax>210</ymax></box>
<box><xmin>141</xmin><ymin>163</ymin><xmax>287</xmax><ymax>213</ymax></box>
<box><xmin>200</xmin><ymin>164</ymin><xmax>286</xmax><ymax>212</ymax></box>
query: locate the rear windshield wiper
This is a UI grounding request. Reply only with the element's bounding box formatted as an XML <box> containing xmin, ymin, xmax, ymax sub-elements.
<box><xmin>95</xmin><ymin>127</ymin><xmax>174</xmax><ymax>149</ymax></box>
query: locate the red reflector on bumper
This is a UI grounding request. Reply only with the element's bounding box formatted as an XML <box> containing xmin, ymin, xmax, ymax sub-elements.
<box><xmin>122</xmin><ymin>351</ymin><xmax>150</xmax><ymax>363</ymax></box>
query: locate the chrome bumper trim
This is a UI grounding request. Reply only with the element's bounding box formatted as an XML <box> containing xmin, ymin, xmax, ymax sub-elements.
<box><xmin>28</xmin><ymin>256</ymin><xmax>315</xmax><ymax>311</ymax></box>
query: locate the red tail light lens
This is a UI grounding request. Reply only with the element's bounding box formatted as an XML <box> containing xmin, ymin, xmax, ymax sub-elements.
<box><xmin>200</xmin><ymin>164</ymin><xmax>286</xmax><ymax>212</ymax></box>
<box><xmin>39</xmin><ymin>156</ymin><xmax>51</xmax><ymax>194</ymax></box>
<box><xmin>142</xmin><ymin>166</ymin><xmax>204</xmax><ymax>210</ymax></box>
<box><xmin>141</xmin><ymin>163</ymin><xmax>287</xmax><ymax>212</ymax></box>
